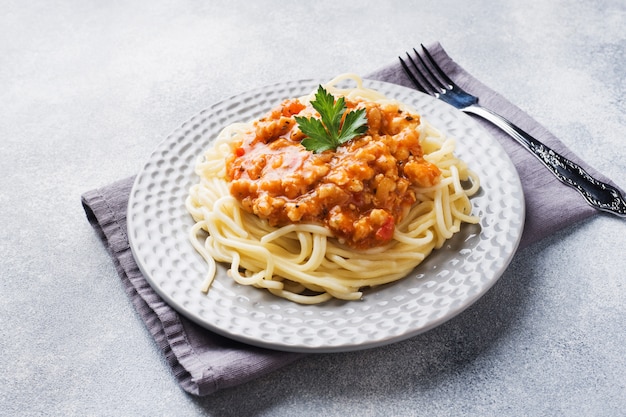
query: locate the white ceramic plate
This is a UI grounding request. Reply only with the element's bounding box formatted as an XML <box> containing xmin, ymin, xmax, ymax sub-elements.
<box><xmin>127</xmin><ymin>79</ymin><xmax>525</xmax><ymax>353</ymax></box>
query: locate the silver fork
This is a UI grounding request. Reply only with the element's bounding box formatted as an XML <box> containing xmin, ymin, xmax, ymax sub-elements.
<box><xmin>399</xmin><ymin>45</ymin><xmax>626</xmax><ymax>217</ymax></box>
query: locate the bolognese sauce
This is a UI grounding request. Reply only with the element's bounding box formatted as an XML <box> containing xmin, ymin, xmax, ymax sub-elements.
<box><xmin>225</xmin><ymin>97</ymin><xmax>441</xmax><ymax>249</ymax></box>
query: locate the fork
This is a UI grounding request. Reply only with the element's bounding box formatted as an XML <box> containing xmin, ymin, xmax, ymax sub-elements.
<box><xmin>399</xmin><ymin>45</ymin><xmax>626</xmax><ymax>217</ymax></box>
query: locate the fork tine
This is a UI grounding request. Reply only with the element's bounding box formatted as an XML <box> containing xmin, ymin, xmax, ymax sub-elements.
<box><xmin>419</xmin><ymin>44</ymin><xmax>455</xmax><ymax>89</ymax></box>
<box><xmin>410</xmin><ymin>48</ymin><xmax>445</xmax><ymax>93</ymax></box>
<box><xmin>399</xmin><ymin>52</ymin><xmax>438</xmax><ymax>95</ymax></box>
<box><xmin>398</xmin><ymin>55</ymin><xmax>428</xmax><ymax>93</ymax></box>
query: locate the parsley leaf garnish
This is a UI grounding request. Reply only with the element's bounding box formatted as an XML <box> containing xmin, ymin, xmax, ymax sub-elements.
<box><xmin>295</xmin><ymin>85</ymin><xmax>368</xmax><ymax>153</ymax></box>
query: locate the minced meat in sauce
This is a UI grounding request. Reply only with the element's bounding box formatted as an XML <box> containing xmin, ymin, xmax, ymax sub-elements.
<box><xmin>225</xmin><ymin>97</ymin><xmax>441</xmax><ymax>249</ymax></box>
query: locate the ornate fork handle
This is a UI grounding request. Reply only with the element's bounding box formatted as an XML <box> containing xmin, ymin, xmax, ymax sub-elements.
<box><xmin>465</xmin><ymin>104</ymin><xmax>626</xmax><ymax>217</ymax></box>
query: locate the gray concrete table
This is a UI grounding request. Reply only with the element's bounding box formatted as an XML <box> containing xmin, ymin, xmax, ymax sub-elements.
<box><xmin>2</xmin><ymin>1</ymin><xmax>625</xmax><ymax>416</ymax></box>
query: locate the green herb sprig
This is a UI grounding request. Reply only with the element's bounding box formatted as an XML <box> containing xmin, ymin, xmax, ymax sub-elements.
<box><xmin>295</xmin><ymin>85</ymin><xmax>368</xmax><ymax>153</ymax></box>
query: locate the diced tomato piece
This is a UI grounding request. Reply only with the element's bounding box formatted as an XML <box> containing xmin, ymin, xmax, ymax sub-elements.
<box><xmin>375</xmin><ymin>215</ymin><xmax>395</xmax><ymax>241</ymax></box>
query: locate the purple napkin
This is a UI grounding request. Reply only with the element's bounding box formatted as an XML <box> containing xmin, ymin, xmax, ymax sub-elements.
<box><xmin>81</xmin><ymin>42</ymin><xmax>620</xmax><ymax>396</ymax></box>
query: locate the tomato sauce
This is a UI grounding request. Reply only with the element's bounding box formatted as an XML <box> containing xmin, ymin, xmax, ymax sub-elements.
<box><xmin>225</xmin><ymin>97</ymin><xmax>441</xmax><ymax>249</ymax></box>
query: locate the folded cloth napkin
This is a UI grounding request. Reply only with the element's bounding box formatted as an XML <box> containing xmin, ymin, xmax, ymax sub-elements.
<box><xmin>81</xmin><ymin>42</ymin><xmax>621</xmax><ymax>396</ymax></box>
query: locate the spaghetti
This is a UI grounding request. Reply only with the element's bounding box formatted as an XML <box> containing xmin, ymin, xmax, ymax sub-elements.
<box><xmin>185</xmin><ymin>74</ymin><xmax>480</xmax><ymax>304</ymax></box>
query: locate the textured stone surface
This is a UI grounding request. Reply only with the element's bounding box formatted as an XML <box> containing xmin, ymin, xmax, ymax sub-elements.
<box><xmin>1</xmin><ymin>0</ymin><xmax>625</xmax><ymax>416</ymax></box>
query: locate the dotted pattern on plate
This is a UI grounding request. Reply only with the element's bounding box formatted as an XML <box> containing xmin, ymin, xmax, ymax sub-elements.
<box><xmin>127</xmin><ymin>79</ymin><xmax>525</xmax><ymax>353</ymax></box>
